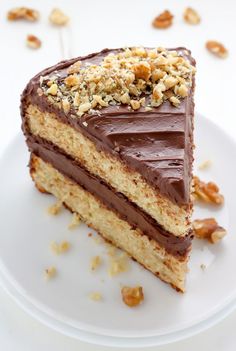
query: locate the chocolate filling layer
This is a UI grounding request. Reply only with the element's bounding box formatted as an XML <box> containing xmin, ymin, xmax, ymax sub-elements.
<box><xmin>21</xmin><ymin>47</ymin><xmax>195</xmax><ymax>206</ymax></box>
<box><xmin>28</xmin><ymin>135</ymin><xmax>193</xmax><ymax>257</ymax></box>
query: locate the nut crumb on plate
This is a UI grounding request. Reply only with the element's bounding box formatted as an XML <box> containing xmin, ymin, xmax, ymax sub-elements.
<box><xmin>44</xmin><ymin>266</ymin><xmax>57</xmax><ymax>279</ymax></box>
<box><xmin>183</xmin><ymin>8</ymin><xmax>201</xmax><ymax>25</ymax></box>
<box><xmin>152</xmin><ymin>10</ymin><xmax>173</xmax><ymax>29</ymax></box>
<box><xmin>68</xmin><ymin>212</ymin><xmax>81</xmax><ymax>229</ymax></box>
<box><xmin>50</xmin><ymin>240</ymin><xmax>71</xmax><ymax>254</ymax></box>
<box><xmin>89</xmin><ymin>292</ymin><xmax>102</xmax><ymax>301</ymax></box>
<box><xmin>7</xmin><ymin>7</ymin><xmax>39</xmax><ymax>21</ymax></box>
<box><xmin>49</xmin><ymin>8</ymin><xmax>69</xmax><ymax>26</ymax></box>
<box><xmin>26</xmin><ymin>34</ymin><xmax>41</xmax><ymax>49</ymax></box>
<box><xmin>121</xmin><ymin>286</ymin><xmax>144</xmax><ymax>307</ymax></box>
<box><xmin>206</xmin><ymin>41</ymin><xmax>228</xmax><ymax>58</ymax></box>
<box><xmin>90</xmin><ymin>256</ymin><xmax>102</xmax><ymax>271</ymax></box>
<box><xmin>193</xmin><ymin>176</ymin><xmax>224</xmax><ymax>205</ymax></box>
<box><xmin>198</xmin><ymin>160</ymin><xmax>212</xmax><ymax>170</ymax></box>
<box><xmin>193</xmin><ymin>218</ymin><xmax>227</xmax><ymax>244</ymax></box>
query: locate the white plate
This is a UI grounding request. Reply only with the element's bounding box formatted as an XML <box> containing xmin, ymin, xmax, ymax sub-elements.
<box><xmin>0</xmin><ymin>113</ymin><xmax>235</xmax><ymax>348</ymax></box>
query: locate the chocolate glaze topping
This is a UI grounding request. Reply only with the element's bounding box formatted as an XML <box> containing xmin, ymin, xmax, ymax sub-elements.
<box><xmin>28</xmin><ymin>135</ymin><xmax>193</xmax><ymax>257</ymax></box>
<box><xmin>21</xmin><ymin>47</ymin><xmax>195</xmax><ymax>206</ymax></box>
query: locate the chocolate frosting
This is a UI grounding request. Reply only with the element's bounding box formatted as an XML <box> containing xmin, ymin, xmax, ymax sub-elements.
<box><xmin>28</xmin><ymin>136</ymin><xmax>193</xmax><ymax>257</ymax></box>
<box><xmin>21</xmin><ymin>47</ymin><xmax>195</xmax><ymax>206</ymax></box>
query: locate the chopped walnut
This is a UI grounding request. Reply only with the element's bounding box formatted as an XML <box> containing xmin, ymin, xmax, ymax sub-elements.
<box><xmin>49</xmin><ymin>8</ymin><xmax>69</xmax><ymax>26</ymax></box>
<box><xmin>108</xmin><ymin>253</ymin><xmax>130</xmax><ymax>277</ymax></box>
<box><xmin>121</xmin><ymin>286</ymin><xmax>144</xmax><ymax>307</ymax></box>
<box><xmin>198</xmin><ymin>160</ymin><xmax>212</xmax><ymax>170</ymax></box>
<box><xmin>26</xmin><ymin>34</ymin><xmax>41</xmax><ymax>49</ymax></box>
<box><xmin>193</xmin><ymin>218</ymin><xmax>227</xmax><ymax>244</ymax></box>
<box><xmin>90</xmin><ymin>256</ymin><xmax>102</xmax><ymax>271</ymax></box>
<box><xmin>193</xmin><ymin>176</ymin><xmax>224</xmax><ymax>205</ymax></box>
<box><xmin>183</xmin><ymin>8</ymin><xmax>201</xmax><ymax>25</ymax></box>
<box><xmin>44</xmin><ymin>266</ymin><xmax>57</xmax><ymax>280</ymax></box>
<box><xmin>39</xmin><ymin>47</ymin><xmax>195</xmax><ymax>115</ymax></box>
<box><xmin>7</xmin><ymin>7</ymin><xmax>39</xmax><ymax>21</ymax></box>
<box><xmin>206</xmin><ymin>41</ymin><xmax>228</xmax><ymax>58</ymax></box>
<box><xmin>50</xmin><ymin>241</ymin><xmax>70</xmax><ymax>255</ymax></box>
<box><xmin>89</xmin><ymin>292</ymin><xmax>102</xmax><ymax>301</ymax></box>
<box><xmin>47</xmin><ymin>200</ymin><xmax>62</xmax><ymax>215</ymax></box>
<box><xmin>152</xmin><ymin>10</ymin><xmax>174</xmax><ymax>29</ymax></box>
<box><xmin>68</xmin><ymin>213</ymin><xmax>81</xmax><ymax>229</ymax></box>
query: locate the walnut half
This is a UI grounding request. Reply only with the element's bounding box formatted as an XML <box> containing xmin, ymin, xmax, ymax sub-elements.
<box><xmin>193</xmin><ymin>218</ymin><xmax>227</xmax><ymax>244</ymax></box>
<box><xmin>206</xmin><ymin>41</ymin><xmax>228</xmax><ymax>59</ymax></box>
<box><xmin>152</xmin><ymin>10</ymin><xmax>173</xmax><ymax>29</ymax></box>
<box><xmin>193</xmin><ymin>176</ymin><xmax>224</xmax><ymax>205</ymax></box>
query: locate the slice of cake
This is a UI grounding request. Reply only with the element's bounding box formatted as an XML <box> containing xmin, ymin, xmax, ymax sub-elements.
<box><xmin>21</xmin><ymin>47</ymin><xmax>196</xmax><ymax>292</ymax></box>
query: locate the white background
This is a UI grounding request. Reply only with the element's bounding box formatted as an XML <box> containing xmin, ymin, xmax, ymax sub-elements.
<box><xmin>0</xmin><ymin>0</ymin><xmax>236</xmax><ymax>350</ymax></box>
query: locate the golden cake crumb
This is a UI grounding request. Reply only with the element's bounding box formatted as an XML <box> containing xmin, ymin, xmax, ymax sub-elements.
<box><xmin>68</xmin><ymin>213</ymin><xmax>81</xmax><ymax>229</ymax></box>
<box><xmin>7</xmin><ymin>7</ymin><xmax>39</xmax><ymax>21</ymax></box>
<box><xmin>90</xmin><ymin>256</ymin><xmax>102</xmax><ymax>271</ymax></box>
<box><xmin>47</xmin><ymin>200</ymin><xmax>63</xmax><ymax>215</ymax></box>
<box><xmin>108</xmin><ymin>253</ymin><xmax>130</xmax><ymax>277</ymax></box>
<box><xmin>89</xmin><ymin>292</ymin><xmax>102</xmax><ymax>301</ymax></box>
<box><xmin>121</xmin><ymin>286</ymin><xmax>144</xmax><ymax>307</ymax></box>
<box><xmin>193</xmin><ymin>218</ymin><xmax>227</xmax><ymax>244</ymax></box>
<box><xmin>198</xmin><ymin>160</ymin><xmax>212</xmax><ymax>170</ymax></box>
<box><xmin>44</xmin><ymin>266</ymin><xmax>57</xmax><ymax>279</ymax></box>
<box><xmin>183</xmin><ymin>8</ymin><xmax>201</xmax><ymax>25</ymax></box>
<box><xmin>26</xmin><ymin>34</ymin><xmax>41</xmax><ymax>49</ymax></box>
<box><xmin>50</xmin><ymin>240</ymin><xmax>71</xmax><ymax>254</ymax></box>
<box><xmin>49</xmin><ymin>8</ymin><xmax>69</xmax><ymax>26</ymax></box>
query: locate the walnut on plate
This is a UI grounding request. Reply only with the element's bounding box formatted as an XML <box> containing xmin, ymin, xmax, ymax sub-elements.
<box><xmin>193</xmin><ymin>176</ymin><xmax>224</xmax><ymax>205</ymax></box>
<box><xmin>7</xmin><ymin>7</ymin><xmax>39</xmax><ymax>21</ymax></box>
<box><xmin>206</xmin><ymin>41</ymin><xmax>228</xmax><ymax>58</ymax></box>
<box><xmin>193</xmin><ymin>218</ymin><xmax>227</xmax><ymax>244</ymax></box>
<box><xmin>183</xmin><ymin>7</ymin><xmax>201</xmax><ymax>25</ymax></box>
<box><xmin>152</xmin><ymin>10</ymin><xmax>173</xmax><ymax>29</ymax></box>
<box><xmin>26</xmin><ymin>35</ymin><xmax>41</xmax><ymax>49</ymax></box>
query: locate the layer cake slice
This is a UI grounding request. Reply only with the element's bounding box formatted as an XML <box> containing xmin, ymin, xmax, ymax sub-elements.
<box><xmin>21</xmin><ymin>47</ymin><xmax>196</xmax><ymax>292</ymax></box>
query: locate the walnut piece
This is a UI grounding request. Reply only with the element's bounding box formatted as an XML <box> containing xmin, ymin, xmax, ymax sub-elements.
<box><xmin>206</xmin><ymin>41</ymin><xmax>228</xmax><ymax>58</ymax></box>
<box><xmin>193</xmin><ymin>176</ymin><xmax>224</xmax><ymax>205</ymax></box>
<box><xmin>193</xmin><ymin>218</ymin><xmax>227</xmax><ymax>244</ymax></box>
<box><xmin>7</xmin><ymin>7</ymin><xmax>39</xmax><ymax>21</ymax></box>
<box><xmin>152</xmin><ymin>10</ymin><xmax>174</xmax><ymax>29</ymax></box>
<box><xmin>121</xmin><ymin>286</ymin><xmax>144</xmax><ymax>307</ymax></box>
<box><xmin>26</xmin><ymin>34</ymin><xmax>41</xmax><ymax>49</ymax></box>
<box><xmin>183</xmin><ymin>8</ymin><xmax>201</xmax><ymax>25</ymax></box>
<box><xmin>49</xmin><ymin>8</ymin><xmax>69</xmax><ymax>26</ymax></box>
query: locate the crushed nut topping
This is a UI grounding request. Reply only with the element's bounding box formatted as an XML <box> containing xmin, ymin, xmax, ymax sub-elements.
<box><xmin>68</xmin><ymin>213</ymin><xmax>81</xmax><ymax>229</ymax></box>
<box><xmin>183</xmin><ymin>8</ymin><xmax>201</xmax><ymax>25</ymax></box>
<box><xmin>193</xmin><ymin>218</ymin><xmax>227</xmax><ymax>244</ymax></box>
<box><xmin>47</xmin><ymin>200</ymin><xmax>63</xmax><ymax>215</ymax></box>
<box><xmin>90</xmin><ymin>256</ymin><xmax>102</xmax><ymax>271</ymax></box>
<box><xmin>26</xmin><ymin>34</ymin><xmax>41</xmax><ymax>49</ymax></box>
<box><xmin>7</xmin><ymin>7</ymin><xmax>39</xmax><ymax>21</ymax></box>
<box><xmin>198</xmin><ymin>160</ymin><xmax>212</xmax><ymax>170</ymax></box>
<box><xmin>152</xmin><ymin>10</ymin><xmax>173</xmax><ymax>29</ymax></box>
<box><xmin>121</xmin><ymin>286</ymin><xmax>144</xmax><ymax>307</ymax></box>
<box><xmin>89</xmin><ymin>292</ymin><xmax>102</xmax><ymax>301</ymax></box>
<box><xmin>49</xmin><ymin>8</ymin><xmax>69</xmax><ymax>26</ymax></box>
<box><xmin>50</xmin><ymin>241</ymin><xmax>71</xmax><ymax>254</ymax></box>
<box><xmin>39</xmin><ymin>47</ymin><xmax>195</xmax><ymax>116</ymax></box>
<box><xmin>108</xmin><ymin>252</ymin><xmax>130</xmax><ymax>277</ymax></box>
<box><xmin>206</xmin><ymin>41</ymin><xmax>228</xmax><ymax>58</ymax></box>
<box><xmin>193</xmin><ymin>176</ymin><xmax>224</xmax><ymax>205</ymax></box>
<box><xmin>44</xmin><ymin>266</ymin><xmax>57</xmax><ymax>279</ymax></box>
